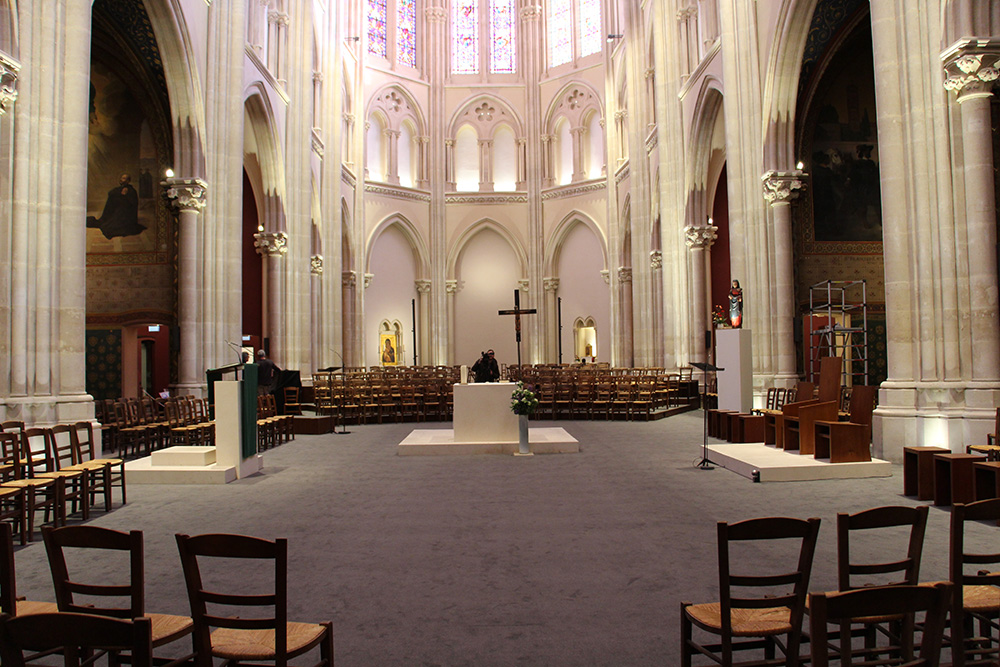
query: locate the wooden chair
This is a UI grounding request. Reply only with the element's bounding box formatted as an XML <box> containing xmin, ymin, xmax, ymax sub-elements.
<box><xmin>0</xmin><ymin>612</ymin><xmax>154</xmax><ymax>667</ymax></box>
<box><xmin>808</xmin><ymin>583</ymin><xmax>951</xmax><ymax>667</ymax></box>
<box><xmin>24</xmin><ymin>428</ymin><xmax>88</xmax><ymax>523</ymax></box>
<box><xmin>42</xmin><ymin>525</ymin><xmax>195</xmax><ymax>662</ymax></box>
<box><xmin>0</xmin><ymin>432</ymin><xmax>60</xmax><ymax>541</ymax></box>
<box><xmin>69</xmin><ymin>421</ymin><xmax>126</xmax><ymax>512</ymax></box>
<box><xmin>44</xmin><ymin>425</ymin><xmax>92</xmax><ymax>520</ymax></box>
<box><xmin>813</xmin><ymin>385</ymin><xmax>878</xmax><ymax>462</ymax></box>
<box><xmin>811</xmin><ymin>506</ymin><xmax>929</xmax><ymax>664</ymax></box>
<box><xmin>283</xmin><ymin>386</ymin><xmax>302</xmax><ymax>416</ymax></box>
<box><xmin>175</xmin><ymin>533</ymin><xmax>334</xmax><ymax>667</ymax></box>
<box><xmin>0</xmin><ymin>522</ymin><xmax>56</xmax><ymax>617</ymax></box>
<box><xmin>949</xmin><ymin>498</ymin><xmax>1000</xmax><ymax>667</ymax></box>
<box><xmin>782</xmin><ymin>399</ymin><xmax>838</xmax><ymax>455</ymax></box>
<box><xmin>968</xmin><ymin>407</ymin><xmax>1000</xmax><ymax>460</ymax></box>
<box><xmin>681</xmin><ymin>516</ymin><xmax>821</xmax><ymax>667</ymax></box>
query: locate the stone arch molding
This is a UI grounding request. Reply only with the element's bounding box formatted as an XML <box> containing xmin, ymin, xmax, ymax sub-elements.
<box><xmin>366</xmin><ymin>84</ymin><xmax>426</xmax><ymax>135</ymax></box>
<box><xmin>544</xmin><ymin>81</ymin><xmax>604</xmax><ymax>133</ymax></box>
<box><xmin>687</xmin><ymin>76</ymin><xmax>725</xmax><ymax>194</ymax></box>
<box><xmin>942</xmin><ymin>0</ymin><xmax>1000</xmax><ymax>47</ymax></box>
<box><xmin>244</xmin><ymin>87</ymin><xmax>287</xmax><ymax>234</ymax></box>
<box><xmin>447</xmin><ymin>218</ymin><xmax>529</xmax><ymax>280</ymax></box>
<box><xmin>544</xmin><ymin>210</ymin><xmax>609</xmax><ymax>276</ymax></box>
<box><xmin>364</xmin><ymin>213</ymin><xmax>431</xmax><ymax>278</ymax></box>
<box><xmin>447</xmin><ymin>93</ymin><xmax>524</xmax><ymax>139</ymax></box>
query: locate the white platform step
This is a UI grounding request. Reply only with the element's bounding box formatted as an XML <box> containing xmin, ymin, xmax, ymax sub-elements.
<box><xmin>706</xmin><ymin>443</ymin><xmax>892</xmax><ymax>482</ymax></box>
<box><xmin>125</xmin><ymin>445</ymin><xmax>248</xmax><ymax>484</ymax></box>
<box><xmin>151</xmin><ymin>446</ymin><xmax>216</xmax><ymax>467</ymax></box>
<box><xmin>398</xmin><ymin>427</ymin><xmax>579</xmax><ymax>456</ymax></box>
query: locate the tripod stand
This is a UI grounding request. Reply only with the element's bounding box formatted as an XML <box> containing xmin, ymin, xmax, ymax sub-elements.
<box><xmin>691</xmin><ymin>361</ymin><xmax>724</xmax><ymax>469</ymax></box>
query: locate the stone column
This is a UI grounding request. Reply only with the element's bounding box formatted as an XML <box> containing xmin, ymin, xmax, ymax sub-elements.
<box><xmin>415</xmin><ymin>280</ymin><xmax>431</xmax><ymax>366</ymax></box>
<box><xmin>540</xmin><ymin>135</ymin><xmax>554</xmax><ymax>187</ymax></box>
<box><xmin>416</xmin><ymin>136</ymin><xmax>429</xmax><ymax>188</ymax></box>
<box><xmin>684</xmin><ymin>224</ymin><xmax>717</xmax><ymax>369</ymax></box>
<box><xmin>570</xmin><ymin>127</ymin><xmax>586</xmax><ymax>182</ymax></box>
<box><xmin>478</xmin><ymin>139</ymin><xmax>494</xmax><ymax>192</ymax></box>
<box><xmin>275</xmin><ymin>11</ymin><xmax>290</xmax><ymax>87</ymax></box>
<box><xmin>516</xmin><ymin>137</ymin><xmax>527</xmax><ymax>189</ymax></box>
<box><xmin>650</xmin><ymin>250</ymin><xmax>664</xmax><ymax>364</ymax></box>
<box><xmin>342</xmin><ymin>271</ymin><xmax>356</xmax><ymax>367</ymax></box>
<box><xmin>944</xmin><ymin>43</ymin><xmax>1000</xmax><ymax>382</ymax></box>
<box><xmin>164</xmin><ymin>179</ymin><xmax>208</xmax><ymax>394</ymax></box>
<box><xmin>254</xmin><ymin>231</ymin><xmax>288</xmax><ymax>363</ymax></box>
<box><xmin>0</xmin><ymin>60</ymin><xmax>16</xmax><ymax>116</ymax></box>
<box><xmin>384</xmin><ymin>128</ymin><xmax>400</xmax><ymax>184</ymax></box>
<box><xmin>618</xmin><ymin>267</ymin><xmax>634</xmax><ymax>367</ymax></box>
<box><xmin>762</xmin><ymin>170</ymin><xmax>804</xmax><ymax>386</ymax></box>
<box><xmin>446</xmin><ymin>279</ymin><xmax>458</xmax><ymax>365</ymax></box>
<box><xmin>444</xmin><ymin>139</ymin><xmax>456</xmax><ymax>191</ymax></box>
<box><xmin>677</xmin><ymin>7</ymin><xmax>692</xmax><ymax>80</ymax></box>
<box><xmin>342</xmin><ymin>113</ymin><xmax>355</xmax><ymax>169</ymax></box>
<box><xmin>310</xmin><ymin>254</ymin><xmax>323</xmax><ymax>373</ymax></box>
<box><xmin>544</xmin><ymin>278</ymin><xmax>559</xmax><ymax>361</ymax></box>
<box><xmin>267</xmin><ymin>9</ymin><xmax>280</xmax><ymax>74</ymax></box>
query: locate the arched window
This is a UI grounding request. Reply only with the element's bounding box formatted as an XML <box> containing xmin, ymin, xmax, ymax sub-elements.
<box><xmin>368</xmin><ymin>0</ymin><xmax>419</xmax><ymax>70</ymax></box>
<box><xmin>493</xmin><ymin>125</ymin><xmax>517</xmax><ymax>191</ymax></box>
<box><xmin>547</xmin><ymin>0</ymin><xmax>602</xmax><ymax>68</ymax></box>
<box><xmin>454</xmin><ymin>125</ymin><xmax>479</xmax><ymax>191</ymax></box>
<box><xmin>451</xmin><ymin>0</ymin><xmax>517</xmax><ymax>74</ymax></box>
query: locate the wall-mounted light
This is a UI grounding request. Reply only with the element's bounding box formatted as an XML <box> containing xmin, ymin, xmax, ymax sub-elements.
<box><xmin>164</xmin><ymin>168</ymin><xmax>175</xmax><ymax>178</ymax></box>
<box><xmin>795</xmin><ymin>161</ymin><xmax>804</xmax><ymax>170</ymax></box>
<box><xmin>345</xmin><ymin>36</ymin><xmax>360</xmax><ymax>42</ymax></box>
<box><xmin>607</xmin><ymin>34</ymin><xmax>624</xmax><ymax>43</ymax></box>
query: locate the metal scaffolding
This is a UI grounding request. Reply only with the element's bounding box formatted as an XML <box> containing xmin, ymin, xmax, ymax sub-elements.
<box><xmin>807</xmin><ymin>280</ymin><xmax>869</xmax><ymax>386</ymax></box>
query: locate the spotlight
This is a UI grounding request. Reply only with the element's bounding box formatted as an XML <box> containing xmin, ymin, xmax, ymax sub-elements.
<box><xmin>607</xmin><ymin>34</ymin><xmax>624</xmax><ymax>43</ymax></box>
<box><xmin>164</xmin><ymin>168</ymin><xmax>175</xmax><ymax>178</ymax></box>
<box><xmin>795</xmin><ymin>161</ymin><xmax>804</xmax><ymax>170</ymax></box>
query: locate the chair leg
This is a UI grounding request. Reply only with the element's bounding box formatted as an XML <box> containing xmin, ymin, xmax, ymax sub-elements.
<box><xmin>680</xmin><ymin>602</ymin><xmax>692</xmax><ymax>667</ymax></box>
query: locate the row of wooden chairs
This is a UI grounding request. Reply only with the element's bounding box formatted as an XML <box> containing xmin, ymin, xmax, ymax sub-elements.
<box><xmin>98</xmin><ymin>396</ymin><xmax>214</xmax><ymax>459</ymax></box>
<box><xmin>0</xmin><ymin>523</ymin><xmax>333</xmax><ymax>667</ymax></box>
<box><xmin>682</xmin><ymin>500</ymin><xmax>1000</xmax><ymax>666</ymax></box>
<box><xmin>0</xmin><ymin>423</ymin><xmax>124</xmax><ymax>543</ymax></box>
<box><xmin>257</xmin><ymin>393</ymin><xmax>294</xmax><ymax>450</ymax></box>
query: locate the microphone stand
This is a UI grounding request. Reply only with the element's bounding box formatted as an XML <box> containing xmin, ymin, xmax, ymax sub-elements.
<box><xmin>329</xmin><ymin>350</ymin><xmax>350</xmax><ymax>435</ymax></box>
<box><xmin>691</xmin><ymin>361</ymin><xmax>724</xmax><ymax>469</ymax></box>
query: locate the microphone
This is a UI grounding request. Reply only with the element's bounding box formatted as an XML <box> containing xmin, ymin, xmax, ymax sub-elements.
<box><xmin>225</xmin><ymin>340</ymin><xmax>244</xmax><ymax>365</ymax></box>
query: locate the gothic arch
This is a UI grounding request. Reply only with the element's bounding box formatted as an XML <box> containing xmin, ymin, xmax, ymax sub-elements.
<box><xmin>942</xmin><ymin>0</ymin><xmax>1000</xmax><ymax>46</ymax></box>
<box><xmin>447</xmin><ymin>218</ymin><xmax>529</xmax><ymax>280</ymax></box>
<box><xmin>145</xmin><ymin>0</ymin><xmax>208</xmax><ymax>177</ymax></box>
<box><xmin>544</xmin><ymin>210</ymin><xmax>609</xmax><ymax>275</ymax></box>
<box><xmin>244</xmin><ymin>89</ymin><xmax>287</xmax><ymax>236</ymax></box>
<box><xmin>542</xmin><ymin>81</ymin><xmax>604</xmax><ymax>134</ymax></box>
<box><xmin>447</xmin><ymin>93</ymin><xmax>524</xmax><ymax>139</ymax></box>
<box><xmin>364</xmin><ymin>214</ymin><xmax>431</xmax><ymax>277</ymax></box>
<box><xmin>0</xmin><ymin>0</ymin><xmax>14</xmax><ymax>56</ymax></box>
<box><xmin>761</xmin><ymin>0</ymin><xmax>817</xmax><ymax>170</ymax></box>
<box><xmin>687</xmin><ymin>77</ymin><xmax>725</xmax><ymax>207</ymax></box>
<box><xmin>365</xmin><ymin>83</ymin><xmax>426</xmax><ymax>135</ymax></box>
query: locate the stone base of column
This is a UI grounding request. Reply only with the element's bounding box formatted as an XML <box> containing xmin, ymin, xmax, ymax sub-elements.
<box><xmin>1</xmin><ymin>394</ymin><xmax>95</xmax><ymax>425</ymax></box>
<box><xmin>873</xmin><ymin>381</ymin><xmax>1000</xmax><ymax>462</ymax></box>
<box><xmin>172</xmin><ymin>382</ymin><xmax>209</xmax><ymax>399</ymax></box>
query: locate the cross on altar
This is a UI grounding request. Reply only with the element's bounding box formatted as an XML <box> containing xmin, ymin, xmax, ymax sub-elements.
<box><xmin>498</xmin><ymin>289</ymin><xmax>537</xmax><ymax>369</ymax></box>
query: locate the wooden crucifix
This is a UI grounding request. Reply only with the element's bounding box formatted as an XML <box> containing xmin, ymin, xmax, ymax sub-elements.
<box><xmin>498</xmin><ymin>289</ymin><xmax>537</xmax><ymax>370</ymax></box>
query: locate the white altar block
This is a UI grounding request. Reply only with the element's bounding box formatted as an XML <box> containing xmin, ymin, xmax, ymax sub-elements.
<box><xmin>716</xmin><ymin>328</ymin><xmax>753</xmax><ymax>413</ymax></box>
<box><xmin>214</xmin><ymin>380</ymin><xmax>262</xmax><ymax>479</ymax></box>
<box><xmin>453</xmin><ymin>382</ymin><xmax>518</xmax><ymax>443</ymax></box>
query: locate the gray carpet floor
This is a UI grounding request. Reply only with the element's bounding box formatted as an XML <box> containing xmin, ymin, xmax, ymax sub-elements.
<box><xmin>10</xmin><ymin>412</ymin><xmax>995</xmax><ymax>666</ymax></box>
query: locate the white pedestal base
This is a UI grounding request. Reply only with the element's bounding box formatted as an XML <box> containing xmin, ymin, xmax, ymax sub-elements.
<box><xmin>397</xmin><ymin>427</ymin><xmax>579</xmax><ymax>456</ymax></box>
<box><xmin>453</xmin><ymin>382</ymin><xmax>519</xmax><ymax>443</ymax></box>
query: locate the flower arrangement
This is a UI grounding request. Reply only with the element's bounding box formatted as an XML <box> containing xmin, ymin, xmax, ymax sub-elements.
<box><xmin>510</xmin><ymin>381</ymin><xmax>539</xmax><ymax>416</ymax></box>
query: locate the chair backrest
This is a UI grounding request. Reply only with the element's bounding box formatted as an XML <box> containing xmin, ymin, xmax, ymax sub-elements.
<box><xmin>837</xmin><ymin>505</ymin><xmax>928</xmax><ymax>592</ymax></box>
<box><xmin>808</xmin><ymin>583</ymin><xmax>951</xmax><ymax>666</ymax></box>
<box><xmin>0</xmin><ymin>523</ymin><xmax>18</xmax><ymax>616</ymax></box>
<box><xmin>817</xmin><ymin>356</ymin><xmax>843</xmax><ymax>402</ymax></box>
<box><xmin>42</xmin><ymin>525</ymin><xmax>145</xmax><ymax>618</ymax></box>
<box><xmin>19</xmin><ymin>429</ymin><xmax>52</xmax><ymax>476</ymax></box>
<box><xmin>846</xmin><ymin>385</ymin><xmax>877</xmax><ymax>427</ymax></box>
<box><xmin>48</xmin><ymin>424</ymin><xmax>77</xmax><ymax>471</ymax></box>
<box><xmin>0</xmin><ymin>612</ymin><xmax>153</xmax><ymax>667</ymax></box>
<box><xmin>0</xmin><ymin>422</ymin><xmax>24</xmax><ymax>435</ymax></box>
<box><xmin>0</xmin><ymin>434</ymin><xmax>21</xmax><ymax>480</ymax></box>
<box><xmin>793</xmin><ymin>381</ymin><xmax>815</xmax><ymax>402</ymax></box>
<box><xmin>717</xmin><ymin>517</ymin><xmax>821</xmax><ymax>638</ymax></box>
<box><xmin>175</xmin><ymin>533</ymin><xmax>289</xmax><ymax>667</ymax></box>
<box><xmin>72</xmin><ymin>422</ymin><xmax>98</xmax><ymax>464</ymax></box>
<box><xmin>951</xmin><ymin>499</ymin><xmax>1000</xmax><ymax>594</ymax></box>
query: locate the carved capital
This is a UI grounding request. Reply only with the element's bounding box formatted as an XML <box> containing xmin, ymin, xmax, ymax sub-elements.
<box><xmin>684</xmin><ymin>224</ymin><xmax>718</xmax><ymax>249</ymax></box>
<box><xmin>649</xmin><ymin>249</ymin><xmax>663</xmax><ymax>270</ymax></box>
<box><xmin>617</xmin><ymin>267</ymin><xmax>632</xmax><ymax>283</ymax></box>
<box><xmin>518</xmin><ymin>279</ymin><xmax>530</xmax><ymax>292</ymax></box>
<box><xmin>543</xmin><ymin>277</ymin><xmax>560</xmax><ymax>292</ymax></box>
<box><xmin>0</xmin><ymin>60</ymin><xmax>17</xmax><ymax>116</ymax></box>
<box><xmin>342</xmin><ymin>270</ymin><xmax>357</xmax><ymax>287</ymax></box>
<box><xmin>446</xmin><ymin>279</ymin><xmax>459</xmax><ymax>294</ymax></box>
<box><xmin>364</xmin><ymin>273</ymin><xmax>374</xmax><ymax>288</ymax></box>
<box><xmin>761</xmin><ymin>170</ymin><xmax>805</xmax><ymax>204</ymax></box>
<box><xmin>942</xmin><ymin>39</ymin><xmax>1000</xmax><ymax>100</ymax></box>
<box><xmin>614</xmin><ymin>109</ymin><xmax>628</xmax><ymax>122</ymax></box>
<box><xmin>519</xmin><ymin>5</ymin><xmax>542</xmax><ymax>20</ymax></box>
<box><xmin>415</xmin><ymin>279</ymin><xmax>431</xmax><ymax>294</ymax></box>
<box><xmin>312</xmin><ymin>70</ymin><xmax>324</xmax><ymax>82</ymax></box>
<box><xmin>254</xmin><ymin>231</ymin><xmax>288</xmax><ymax>256</ymax></box>
<box><xmin>163</xmin><ymin>178</ymin><xmax>208</xmax><ymax>212</ymax></box>
<box><xmin>343</xmin><ymin>112</ymin><xmax>355</xmax><ymax>124</ymax></box>
<box><xmin>424</xmin><ymin>6</ymin><xmax>447</xmax><ymax>22</ymax></box>
<box><xmin>310</xmin><ymin>255</ymin><xmax>324</xmax><ymax>275</ymax></box>
<box><xmin>600</xmin><ymin>269</ymin><xmax>610</xmax><ymax>285</ymax></box>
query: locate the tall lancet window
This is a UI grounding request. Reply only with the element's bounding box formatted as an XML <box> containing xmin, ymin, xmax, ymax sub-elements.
<box><xmin>452</xmin><ymin>0</ymin><xmax>517</xmax><ymax>74</ymax></box>
<box><xmin>547</xmin><ymin>0</ymin><xmax>602</xmax><ymax>68</ymax></box>
<box><xmin>397</xmin><ymin>0</ymin><xmax>416</xmax><ymax>67</ymax></box>
<box><xmin>453</xmin><ymin>0</ymin><xmax>480</xmax><ymax>73</ymax></box>
<box><xmin>368</xmin><ymin>0</ymin><xmax>388</xmax><ymax>58</ymax></box>
<box><xmin>490</xmin><ymin>0</ymin><xmax>516</xmax><ymax>73</ymax></box>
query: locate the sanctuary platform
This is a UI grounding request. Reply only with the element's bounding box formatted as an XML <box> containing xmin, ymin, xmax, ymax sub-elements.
<box><xmin>397</xmin><ymin>426</ymin><xmax>579</xmax><ymax>456</ymax></box>
<box><xmin>706</xmin><ymin>442</ymin><xmax>891</xmax><ymax>483</ymax></box>
<box><xmin>124</xmin><ymin>445</ymin><xmax>262</xmax><ymax>484</ymax></box>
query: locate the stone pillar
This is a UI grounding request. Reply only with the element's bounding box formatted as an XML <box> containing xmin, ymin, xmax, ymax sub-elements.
<box><xmin>650</xmin><ymin>250</ymin><xmax>664</xmax><ymax>364</ymax></box>
<box><xmin>570</xmin><ymin>127</ymin><xmax>586</xmax><ymax>182</ymax></box>
<box><xmin>310</xmin><ymin>254</ymin><xmax>323</xmax><ymax>373</ymax></box>
<box><xmin>275</xmin><ymin>11</ymin><xmax>290</xmax><ymax>87</ymax></box>
<box><xmin>254</xmin><ymin>231</ymin><xmax>288</xmax><ymax>363</ymax></box>
<box><xmin>416</xmin><ymin>136</ymin><xmax>429</xmax><ymax>188</ymax></box>
<box><xmin>267</xmin><ymin>9</ymin><xmax>280</xmax><ymax>74</ymax></box>
<box><xmin>384</xmin><ymin>128</ymin><xmax>400</xmax><ymax>184</ymax></box>
<box><xmin>444</xmin><ymin>139</ymin><xmax>456</xmax><ymax>191</ymax></box>
<box><xmin>618</xmin><ymin>267</ymin><xmax>634</xmax><ymax>367</ymax></box>
<box><xmin>544</xmin><ymin>278</ymin><xmax>559</xmax><ymax>361</ymax></box>
<box><xmin>761</xmin><ymin>170</ymin><xmax>804</xmax><ymax>387</ymax></box>
<box><xmin>342</xmin><ymin>271</ymin><xmax>356</xmax><ymax>367</ymax></box>
<box><xmin>540</xmin><ymin>135</ymin><xmax>554</xmax><ymax>187</ymax></box>
<box><xmin>415</xmin><ymin>279</ymin><xmax>431</xmax><ymax>366</ymax></box>
<box><xmin>516</xmin><ymin>137</ymin><xmax>527</xmax><ymax>189</ymax></box>
<box><xmin>342</xmin><ymin>113</ymin><xmax>355</xmax><ymax>169</ymax></box>
<box><xmin>944</xmin><ymin>43</ymin><xmax>1000</xmax><ymax>382</ymax></box>
<box><xmin>0</xmin><ymin>60</ymin><xmax>16</xmax><ymax>116</ymax></box>
<box><xmin>164</xmin><ymin>179</ymin><xmax>209</xmax><ymax>394</ymax></box>
<box><xmin>6</xmin><ymin>0</ymin><xmax>94</xmax><ymax>424</ymax></box>
<box><xmin>677</xmin><ymin>7</ymin><xmax>692</xmax><ymax>79</ymax></box>
<box><xmin>446</xmin><ymin>279</ymin><xmax>458</xmax><ymax>365</ymax></box>
<box><xmin>684</xmin><ymin>224</ymin><xmax>717</xmax><ymax>370</ymax></box>
<box><xmin>478</xmin><ymin>138</ymin><xmax>494</xmax><ymax>192</ymax></box>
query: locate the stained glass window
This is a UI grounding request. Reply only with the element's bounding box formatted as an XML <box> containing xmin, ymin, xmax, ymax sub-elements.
<box><xmin>368</xmin><ymin>0</ymin><xmax>388</xmax><ymax>58</ymax></box>
<box><xmin>548</xmin><ymin>0</ymin><xmax>572</xmax><ymax>67</ymax></box>
<box><xmin>578</xmin><ymin>0</ymin><xmax>602</xmax><ymax>57</ymax></box>
<box><xmin>489</xmin><ymin>0</ymin><xmax>516</xmax><ymax>73</ymax></box>
<box><xmin>397</xmin><ymin>0</ymin><xmax>416</xmax><ymax>67</ymax></box>
<box><xmin>453</xmin><ymin>0</ymin><xmax>479</xmax><ymax>73</ymax></box>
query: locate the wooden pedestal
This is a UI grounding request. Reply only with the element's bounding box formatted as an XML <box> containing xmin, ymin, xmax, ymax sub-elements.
<box><xmin>902</xmin><ymin>446</ymin><xmax>950</xmax><ymax>500</ymax></box>
<box><xmin>933</xmin><ymin>453</ymin><xmax>985</xmax><ymax>506</ymax></box>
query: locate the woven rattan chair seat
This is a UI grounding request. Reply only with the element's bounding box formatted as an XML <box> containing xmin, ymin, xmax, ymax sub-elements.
<box><xmin>210</xmin><ymin>622</ymin><xmax>329</xmax><ymax>659</ymax></box>
<box><xmin>685</xmin><ymin>602</ymin><xmax>793</xmax><ymax>637</ymax></box>
<box><xmin>148</xmin><ymin>613</ymin><xmax>194</xmax><ymax>646</ymax></box>
<box><xmin>15</xmin><ymin>600</ymin><xmax>58</xmax><ymax>615</ymax></box>
<box><xmin>2</xmin><ymin>479</ymin><xmax>54</xmax><ymax>489</ymax></box>
<box><xmin>963</xmin><ymin>584</ymin><xmax>1000</xmax><ymax>612</ymax></box>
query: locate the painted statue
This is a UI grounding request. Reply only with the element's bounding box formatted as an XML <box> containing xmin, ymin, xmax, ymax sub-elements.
<box><xmin>729</xmin><ymin>280</ymin><xmax>743</xmax><ymax>329</ymax></box>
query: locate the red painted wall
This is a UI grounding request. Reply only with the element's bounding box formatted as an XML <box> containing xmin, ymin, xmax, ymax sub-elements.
<box><xmin>242</xmin><ymin>170</ymin><xmax>263</xmax><ymax>340</ymax></box>
<box><xmin>710</xmin><ymin>165</ymin><xmax>731</xmax><ymax>312</ymax></box>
